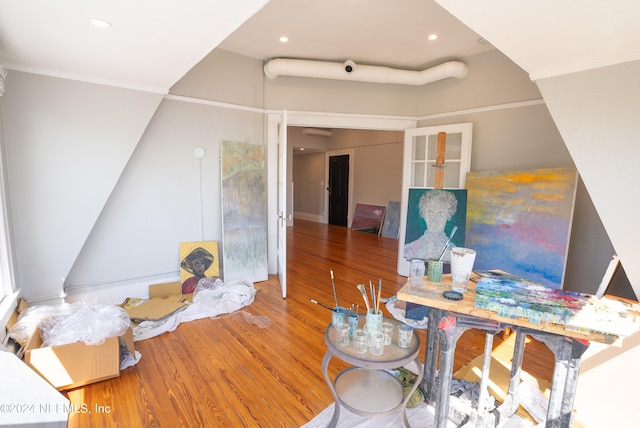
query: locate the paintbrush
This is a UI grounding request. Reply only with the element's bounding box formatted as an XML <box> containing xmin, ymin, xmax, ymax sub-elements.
<box><xmin>377</xmin><ymin>278</ymin><xmax>382</xmax><ymax>314</ymax></box>
<box><xmin>369</xmin><ymin>281</ymin><xmax>375</xmax><ymax>314</ymax></box>
<box><xmin>330</xmin><ymin>268</ymin><xmax>339</xmax><ymax>308</ymax></box>
<box><xmin>356</xmin><ymin>284</ymin><xmax>371</xmax><ymax>313</ymax></box>
<box><xmin>309</xmin><ymin>298</ymin><xmax>337</xmax><ymax>312</ymax></box>
<box><xmin>437</xmin><ymin>225</ymin><xmax>459</xmax><ymax>262</ymax></box>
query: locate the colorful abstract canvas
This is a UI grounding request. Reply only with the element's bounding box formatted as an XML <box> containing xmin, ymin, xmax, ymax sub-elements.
<box><xmin>465</xmin><ymin>168</ymin><xmax>577</xmax><ymax>289</ymax></box>
<box><xmin>221</xmin><ymin>141</ymin><xmax>268</xmax><ymax>282</ymax></box>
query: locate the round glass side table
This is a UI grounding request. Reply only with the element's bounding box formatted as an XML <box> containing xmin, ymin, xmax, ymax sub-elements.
<box><xmin>321</xmin><ymin>315</ymin><xmax>423</xmax><ymax>427</ymax></box>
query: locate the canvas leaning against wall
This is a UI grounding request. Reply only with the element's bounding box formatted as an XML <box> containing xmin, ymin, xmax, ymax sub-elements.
<box><xmin>403</xmin><ymin>188</ymin><xmax>467</xmax><ymax>263</ymax></box>
<box><xmin>465</xmin><ymin>167</ymin><xmax>578</xmax><ymax>289</ymax></box>
<box><xmin>220</xmin><ymin>141</ymin><xmax>268</xmax><ymax>283</ymax></box>
<box><xmin>179</xmin><ymin>241</ymin><xmax>220</xmax><ymax>294</ymax></box>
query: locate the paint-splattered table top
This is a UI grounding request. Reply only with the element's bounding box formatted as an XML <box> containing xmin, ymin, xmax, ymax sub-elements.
<box><xmin>397</xmin><ymin>274</ymin><xmax>640</xmax><ymax>345</ymax></box>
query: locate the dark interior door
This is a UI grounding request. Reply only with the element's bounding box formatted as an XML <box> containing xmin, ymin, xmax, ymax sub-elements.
<box><xmin>328</xmin><ymin>154</ymin><xmax>349</xmax><ymax>226</ymax></box>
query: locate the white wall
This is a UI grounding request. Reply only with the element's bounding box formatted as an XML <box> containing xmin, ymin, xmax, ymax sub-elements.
<box><xmin>3</xmin><ymin>72</ymin><xmax>162</xmax><ymax>301</ymax></box>
<box><xmin>65</xmin><ymin>99</ymin><xmax>263</xmax><ymax>292</ymax></box>
<box><xmin>572</xmin><ymin>328</ymin><xmax>640</xmax><ymax>426</ymax></box>
<box><xmin>1</xmin><ymin>47</ymin><xmax>633</xmax><ymax>303</ymax></box>
<box><xmin>537</xmin><ymin>59</ymin><xmax>640</xmax><ymax>299</ymax></box>
<box><xmin>290</xmin><ymin>127</ymin><xmax>404</xmax><ymax>227</ymax></box>
<box><xmin>415</xmin><ymin>71</ymin><xmax>628</xmax><ymax>297</ymax></box>
<box><xmin>292</xmin><ymin>151</ymin><xmax>325</xmax><ymax>220</ymax></box>
<box><xmin>264</xmin><ymin>71</ymin><xmax>419</xmax><ymax>117</ymax></box>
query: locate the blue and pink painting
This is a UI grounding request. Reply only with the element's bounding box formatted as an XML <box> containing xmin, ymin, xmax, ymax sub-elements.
<box><xmin>465</xmin><ymin>168</ymin><xmax>577</xmax><ymax>289</ymax></box>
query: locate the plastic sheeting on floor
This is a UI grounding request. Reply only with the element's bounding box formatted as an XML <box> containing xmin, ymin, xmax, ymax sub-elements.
<box><xmin>132</xmin><ymin>278</ymin><xmax>256</xmax><ymax>341</ymax></box>
<box><xmin>302</xmin><ymin>402</ymin><xmax>533</xmax><ymax>428</ymax></box>
<box><xmin>301</xmin><ymin>402</ymin><xmax>454</xmax><ymax>428</ymax></box>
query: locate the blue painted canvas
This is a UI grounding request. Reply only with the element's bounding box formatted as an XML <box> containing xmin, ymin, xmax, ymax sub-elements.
<box><xmin>465</xmin><ymin>168</ymin><xmax>577</xmax><ymax>289</ymax></box>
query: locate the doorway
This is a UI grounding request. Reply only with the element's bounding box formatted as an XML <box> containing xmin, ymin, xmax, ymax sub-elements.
<box><xmin>266</xmin><ymin>112</ymin><xmax>416</xmax><ymax>278</ymax></box>
<box><xmin>327</xmin><ymin>154</ymin><xmax>349</xmax><ymax>226</ymax></box>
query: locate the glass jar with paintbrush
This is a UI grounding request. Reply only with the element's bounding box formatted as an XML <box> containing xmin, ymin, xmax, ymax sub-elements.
<box><xmin>428</xmin><ymin>225</ymin><xmax>459</xmax><ymax>283</ymax></box>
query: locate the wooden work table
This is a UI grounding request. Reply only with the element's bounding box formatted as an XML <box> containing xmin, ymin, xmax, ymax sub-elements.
<box><xmin>396</xmin><ymin>274</ymin><xmax>640</xmax><ymax>428</ymax></box>
<box><xmin>398</xmin><ymin>276</ymin><xmax>625</xmax><ymax>345</ymax></box>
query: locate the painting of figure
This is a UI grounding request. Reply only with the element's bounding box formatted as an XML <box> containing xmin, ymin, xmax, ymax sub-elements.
<box><xmin>403</xmin><ymin>188</ymin><xmax>467</xmax><ymax>263</ymax></box>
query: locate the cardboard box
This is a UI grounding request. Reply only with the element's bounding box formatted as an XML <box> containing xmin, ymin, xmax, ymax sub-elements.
<box><xmin>23</xmin><ymin>325</ymin><xmax>135</xmax><ymax>391</ymax></box>
<box><xmin>121</xmin><ymin>281</ymin><xmax>191</xmax><ymax>322</ymax></box>
<box><xmin>124</xmin><ymin>297</ymin><xmax>188</xmax><ymax>321</ymax></box>
<box><xmin>148</xmin><ymin>281</ymin><xmax>184</xmax><ymax>299</ymax></box>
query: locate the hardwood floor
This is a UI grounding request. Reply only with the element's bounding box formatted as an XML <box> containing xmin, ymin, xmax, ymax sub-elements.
<box><xmin>65</xmin><ymin>219</ymin><xmax>554</xmax><ymax>427</ymax></box>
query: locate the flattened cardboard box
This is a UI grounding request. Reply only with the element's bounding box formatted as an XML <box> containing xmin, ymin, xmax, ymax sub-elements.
<box><xmin>149</xmin><ymin>281</ymin><xmax>193</xmax><ymax>302</ymax></box>
<box><xmin>121</xmin><ymin>281</ymin><xmax>191</xmax><ymax>322</ymax></box>
<box><xmin>124</xmin><ymin>297</ymin><xmax>188</xmax><ymax>321</ymax></box>
<box><xmin>23</xmin><ymin>326</ymin><xmax>135</xmax><ymax>391</ymax></box>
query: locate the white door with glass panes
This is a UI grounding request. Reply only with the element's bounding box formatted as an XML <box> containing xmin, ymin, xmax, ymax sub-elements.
<box><xmin>397</xmin><ymin>123</ymin><xmax>473</xmax><ymax>276</ymax></box>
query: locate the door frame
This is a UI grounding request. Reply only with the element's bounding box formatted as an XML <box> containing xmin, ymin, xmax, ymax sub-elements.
<box><xmin>397</xmin><ymin>123</ymin><xmax>474</xmax><ymax>277</ymax></box>
<box><xmin>266</xmin><ymin>112</ymin><xmax>416</xmax><ymax>276</ymax></box>
<box><xmin>325</xmin><ymin>149</ymin><xmax>354</xmax><ymax>226</ymax></box>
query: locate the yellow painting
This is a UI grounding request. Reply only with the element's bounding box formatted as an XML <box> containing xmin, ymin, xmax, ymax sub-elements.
<box><xmin>179</xmin><ymin>241</ymin><xmax>220</xmax><ymax>294</ymax></box>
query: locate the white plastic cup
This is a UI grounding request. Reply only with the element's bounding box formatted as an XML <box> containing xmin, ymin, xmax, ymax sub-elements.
<box><xmin>450</xmin><ymin>247</ymin><xmax>476</xmax><ymax>292</ymax></box>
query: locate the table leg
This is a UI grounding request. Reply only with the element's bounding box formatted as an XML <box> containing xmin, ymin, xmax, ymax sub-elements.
<box><xmin>402</xmin><ymin>356</ymin><xmax>425</xmax><ymax>428</ymax></box>
<box><xmin>558</xmin><ymin>339</ymin><xmax>588</xmax><ymax>426</ymax></box>
<box><xmin>321</xmin><ymin>351</ymin><xmax>340</xmax><ymax>428</ymax></box>
<box><xmin>433</xmin><ymin>314</ymin><xmax>459</xmax><ymax>428</ymax></box>
<box><xmin>463</xmin><ymin>331</ymin><xmax>496</xmax><ymax>428</ymax></box>
<box><xmin>422</xmin><ymin>307</ymin><xmax>443</xmax><ymax>404</ymax></box>
<box><xmin>493</xmin><ymin>328</ymin><xmax>526</xmax><ymax>424</ymax></box>
<box><xmin>546</xmin><ymin>336</ymin><xmax>572</xmax><ymax>428</ymax></box>
<box><xmin>527</xmin><ymin>331</ymin><xmax>589</xmax><ymax>428</ymax></box>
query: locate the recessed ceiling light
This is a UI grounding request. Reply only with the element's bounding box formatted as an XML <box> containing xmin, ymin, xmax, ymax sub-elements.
<box><xmin>90</xmin><ymin>18</ymin><xmax>112</xmax><ymax>28</ymax></box>
<box><xmin>428</xmin><ymin>34</ymin><xmax>438</xmax><ymax>41</ymax></box>
<box><xmin>279</xmin><ymin>36</ymin><xmax>289</xmax><ymax>43</ymax></box>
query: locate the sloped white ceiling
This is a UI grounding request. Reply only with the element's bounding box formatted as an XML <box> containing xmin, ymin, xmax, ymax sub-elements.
<box><xmin>0</xmin><ymin>0</ymin><xmax>270</xmax><ymax>92</ymax></box>
<box><xmin>435</xmin><ymin>0</ymin><xmax>640</xmax><ymax>81</ymax></box>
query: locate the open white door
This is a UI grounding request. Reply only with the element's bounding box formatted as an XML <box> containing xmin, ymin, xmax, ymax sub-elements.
<box><xmin>397</xmin><ymin>123</ymin><xmax>473</xmax><ymax>276</ymax></box>
<box><xmin>277</xmin><ymin>111</ymin><xmax>288</xmax><ymax>298</ymax></box>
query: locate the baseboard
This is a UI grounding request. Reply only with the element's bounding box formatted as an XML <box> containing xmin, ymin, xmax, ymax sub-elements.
<box><xmin>293</xmin><ymin>211</ymin><xmax>324</xmax><ymax>223</ymax></box>
<box><xmin>64</xmin><ymin>274</ymin><xmax>180</xmax><ymax>305</ymax></box>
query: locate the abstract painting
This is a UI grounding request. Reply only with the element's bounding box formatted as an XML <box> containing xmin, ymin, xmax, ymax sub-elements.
<box><xmin>381</xmin><ymin>201</ymin><xmax>401</xmax><ymax>239</ymax></box>
<box><xmin>351</xmin><ymin>203</ymin><xmax>385</xmax><ymax>234</ymax></box>
<box><xmin>403</xmin><ymin>188</ymin><xmax>467</xmax><ymax>263</ymax></box>
<box><xmin>465</xmin><ymin>168</ymin><xmax>578</xmax><ymax>289</ymax></box>
<box><xmin>221</xmin><ymin>141</ymin><xmax>268</xmax><ymax>282</ymax></box>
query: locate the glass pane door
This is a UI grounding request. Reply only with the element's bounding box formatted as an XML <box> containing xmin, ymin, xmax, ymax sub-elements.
<box><xmin>397</xmin><ymin>123</ymin><xmax>473</xmax><ymax>276</ymax></box>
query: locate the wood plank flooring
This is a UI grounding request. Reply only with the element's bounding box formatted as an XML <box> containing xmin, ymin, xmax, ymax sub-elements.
<box><xmin>65</xmin><ymin>219</ymin><xmax>554</xmax><ymax>427</ymax></box>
